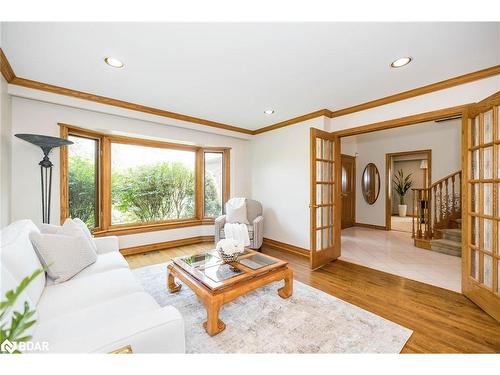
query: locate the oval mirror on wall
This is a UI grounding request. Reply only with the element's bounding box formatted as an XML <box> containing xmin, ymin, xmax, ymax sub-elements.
<box><xmin>362</xmin><ymin>163</ymin><xmax>380</xmax><ymax>205</ymax></box>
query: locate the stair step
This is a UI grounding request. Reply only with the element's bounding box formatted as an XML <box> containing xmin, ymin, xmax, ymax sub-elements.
<box><xmin>438</xmin><ymin>228</ymin><xmax>462</xmax><ymax>241</ymax></box>
<box><xmin>452</xmin><ymin>218</ymin><xmax>462</xmax><ymax>229</ymax></box>
<box><xmin>431</xmin><ymin>239</ymin><xmax>462</xmax><ymax>257</ymax></box>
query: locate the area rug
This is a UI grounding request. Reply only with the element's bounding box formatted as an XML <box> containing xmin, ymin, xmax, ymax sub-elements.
<box><xmin>132</xmin><ymin>263</ymin><xmax>412</xmax><ymax>353</ymax></box>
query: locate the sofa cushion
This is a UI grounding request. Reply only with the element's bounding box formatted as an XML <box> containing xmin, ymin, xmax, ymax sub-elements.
<box><xmin>0</xmin><ymin>220</ymin><xmax>45</xmax><ymax>304</ymax></box>
<box><xmin>72</xmin><ymin>252</ymin><xmax>129</xmax><ymax>279</ymax></box>
<box><xmin>36</xmin><ymin>268</ymin><xmax>143</xmax><ymax>320</ymax></box>
<box><xmin>32</xmin><ymin>291</ymin><xmax>159</xmax><ymax>350</ymax></box>
<box><xmin>30</xmin><ymin>232</ymin><xmax>97</xmax><ymax>283</ymax></box>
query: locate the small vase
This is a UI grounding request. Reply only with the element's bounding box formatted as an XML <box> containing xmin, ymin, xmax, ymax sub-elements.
<box><xmin>398</xmin><ymin>204</ymin><xmax>407</xmax><ymax>217</ymax></box>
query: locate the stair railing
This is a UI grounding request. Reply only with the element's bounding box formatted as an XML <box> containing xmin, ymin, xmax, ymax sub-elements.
<box><xmin>412</xmin><ymin>170</ymin><xmax>462</xmax><ymax>240</ymax></box>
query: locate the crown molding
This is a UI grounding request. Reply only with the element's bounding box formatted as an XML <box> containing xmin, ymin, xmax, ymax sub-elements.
<box><xmin>2</xmin><ymin>47</ymin><xmax>499</xmax><ymax>136</ymax></box>
<box><xmin>0</xmin><ymin>48</ymin><xmax>16</xmax><ymax>83</ymax></box>
<box><xmin>253</xmin><ymin>109</ymin><xmax>332</xmax><ymax>135</ymax></box>
<box><xmin>328</xmin><ymin>65</ymin><xmax>500</xmax><ymax>119</ymax></box>
<box><xmin>0</xmin><ymin>48</ymin><xmax>253</xmax><ymax>135</ymax></box>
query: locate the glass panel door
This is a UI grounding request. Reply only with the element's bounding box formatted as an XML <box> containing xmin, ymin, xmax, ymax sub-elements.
<box><xmin>310</xmin><ymin>128</ymin><xmax>340</xmax><ymax>269</ymax></box>
<box><xmin>464</xmin><ymin>92</ymin><xmax>500</xmax><ymax>322</ymax></box>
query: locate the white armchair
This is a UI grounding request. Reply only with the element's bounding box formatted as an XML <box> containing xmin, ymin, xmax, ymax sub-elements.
<box><xmin>215</xmin><ymin>199</ymin><xmax>264</xmax><ymax>250</ymax></box>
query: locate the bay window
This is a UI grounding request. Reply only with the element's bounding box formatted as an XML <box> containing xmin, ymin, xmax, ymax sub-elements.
<box><xmin>60</xmin><ymin>124</ymin><xmax>230</xmax><ymax>234</ymax></box>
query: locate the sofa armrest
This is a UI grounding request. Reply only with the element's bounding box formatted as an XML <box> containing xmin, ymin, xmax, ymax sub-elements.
<box><xmin>252</xmin><ymin>215</ymin><xmax>264</xmax><ymax>249</ymax></box>
<box><xmin>94</xmin><ymin>236</ymin><xmax>120</xmax><ymax>254</ymax></box>
<box><xmin>48</xmin><ymin>306</ymin><xmax>185</xmax><ymax>353</ymax></box>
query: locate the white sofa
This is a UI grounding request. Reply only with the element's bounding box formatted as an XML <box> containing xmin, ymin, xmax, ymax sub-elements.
<box><xmin>0</xmin><ymin>220</ymin><xmax>185</xmax><ymax>353</ymax></box>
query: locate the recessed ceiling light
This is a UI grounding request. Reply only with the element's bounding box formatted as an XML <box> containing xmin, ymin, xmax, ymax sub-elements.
<box><xmin>390</xmin><ymin>57</ymin><xmax>412</xmax><ymax>68</ymax></box>
<box><xmin>264</xmin><ymin>109</ymin><xmax>275</xmax><ymax>115</ymax></box>
<box><xmin>104</xmin><ymin>57</ymin><xmax>124</xmax><ymax>68</ymax></box>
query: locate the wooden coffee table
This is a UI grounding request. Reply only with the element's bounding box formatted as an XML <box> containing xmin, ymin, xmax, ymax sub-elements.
<box><xmin>167</xmin><ymin>250</ymin><xmax>293</xmax><ymax>336</ymax></box>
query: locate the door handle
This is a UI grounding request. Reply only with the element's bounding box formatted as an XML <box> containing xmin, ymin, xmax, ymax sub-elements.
<box><xmin>309</xmin><ymin>204</ymin><xmax>319</xmax><ymax>208</ymax></box>
<box><xmin>341</xmin><ymin>193</ymin><xmax>348</xmax><ymax>197</ymax></box>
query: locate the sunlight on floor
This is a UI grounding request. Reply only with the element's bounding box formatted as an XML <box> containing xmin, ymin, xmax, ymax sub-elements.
<box><xmin>339</xmin><ymin>227</ymin><xmax>461</xmax><ymax>292</ymax></box>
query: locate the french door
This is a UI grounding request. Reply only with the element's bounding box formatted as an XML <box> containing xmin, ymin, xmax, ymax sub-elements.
<box><xmin>463</xmin><ymin>91</ymin><xmax>500</xmax><ymax>321</ymax></box>
<box><xmin>310</xmin><ymin>128</ymin><xmax>341</xmax><ymax>269</ymax></box>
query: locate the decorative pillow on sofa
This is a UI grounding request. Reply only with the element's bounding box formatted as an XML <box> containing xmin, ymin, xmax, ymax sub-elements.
<box><xmin>225</xmin><ymin>198</ymin><xmax>249</xmax><ymax>224</ymax></box>
<box><xmin>60</xmin><ymin>218</ymin><xmax>97</xmax><ymax>253</ymax></box>
<box><xmin>29</xmin><ymin>220</ymin><xmax>97</xmax><ymax>283</ymax></box>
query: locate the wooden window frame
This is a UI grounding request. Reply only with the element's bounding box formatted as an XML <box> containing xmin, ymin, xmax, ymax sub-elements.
<box><xmin>202</xmin><ymin>148</ymin><xmax>230</xmax><ymax>219</ymax></box>
<box><xmin>59</xmin><ymin>124</ymin><xmax>230</xmax><ymax>236</ymax></box>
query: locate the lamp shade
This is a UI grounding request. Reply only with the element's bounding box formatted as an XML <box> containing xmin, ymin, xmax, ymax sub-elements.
<box><xmin>419</xmin><ymin>160</ymin><xmax>428</xmax><ymax>170</ymax></box>
<box><xmin>15</xmin><ymin>134</ymin><xmax>73</xmax><ymax>156</ymax></box>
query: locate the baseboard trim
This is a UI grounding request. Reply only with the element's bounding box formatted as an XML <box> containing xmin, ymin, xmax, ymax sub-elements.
<box><xmin>262</xmin><ymin>238</ymin><xmax>310</xmax><ymax>258</ymax></box>
<box><xmin>353</xmin><ymin>222</ymin><xmax>387</xmax><ymax>230</ymax></box>
<box><xmin>120</xmin><ymin>235</ymin><xmax>215</xmax><ymax>256</ymax></box>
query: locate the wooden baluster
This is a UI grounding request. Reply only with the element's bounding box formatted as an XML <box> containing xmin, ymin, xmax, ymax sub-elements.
<box><xmin>445</xmin><ymin>178</ymin><xmax>449</xmax><ymax>219</ymax></box>
<box><xmin>412</xmin><ymin>190</ymin><xmax>415</xmax><ymax>238</ymax></box>
<box><xmin>439</xmin><ymin>181</ymin><xmax>443</xmax><ymax>223</ymax></box>
<box><xmin>451</xmin><ymin>175</ymin><xmax>456</xmax><ymax>215</ymax></box>
<box><xmin>433</xmin><ymin>186</ymin><xmax>437</xmax><ymax>231</ymax></box>
<box><xmin>458</xmin><ymin>172</ymin><xmax>462</xmax><ymax>215</ymax></box>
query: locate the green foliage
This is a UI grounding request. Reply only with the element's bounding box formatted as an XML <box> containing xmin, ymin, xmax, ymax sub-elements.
<box><xmin>68</xmin><ymin>155</ymin><xmax>97</xmax><ymax>228</ymax></box>
<box><xmin>112</xmin><ymin>161</ymin><xmax>196</xmax><ymax>222</ymax></box>
<box><xmin>1</xmin><ymin>268</ymin><xmax>44</xmax><ymax>353</ymax></box>
<box><xmin>204</xmin><ymin>171</ymin><xmax>222</xmax><ymax>217</ymax></box>
<box><xmin>69</xmin><ymin>156</ymin><xmax>221</xmax><ymax>225</ymax></box>
<box><xmin>393</xmin><ymin>169</ymin><xmax>413</xmax><ymax>205</ymax></box>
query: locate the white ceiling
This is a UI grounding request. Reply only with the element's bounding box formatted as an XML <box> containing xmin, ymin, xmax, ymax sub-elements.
<box><xmin>2</xmin><ymin>22</ymin><xmax>499</xmax><ymax>130</ymax></box>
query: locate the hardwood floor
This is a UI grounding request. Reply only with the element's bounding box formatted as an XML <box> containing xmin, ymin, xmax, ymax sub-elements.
<box><xmin>125</xmin><ymin>242</ymin><xmax>500</xmax><ymax>353</ymax></box>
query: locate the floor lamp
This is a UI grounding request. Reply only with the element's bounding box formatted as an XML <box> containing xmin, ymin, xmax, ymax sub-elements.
<box><xmin>15</xmin><ymin>134</ymin><xmax>73</xmax><ymax>224</ymax></box>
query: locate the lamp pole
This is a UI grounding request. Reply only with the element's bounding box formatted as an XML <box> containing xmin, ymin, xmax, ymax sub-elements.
<box><xmin>15</xmin><ymin>134</ymin><xmax>73</xmax><ymax>224</ymax></box>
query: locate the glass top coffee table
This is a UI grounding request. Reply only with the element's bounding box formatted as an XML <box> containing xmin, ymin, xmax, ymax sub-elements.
<box><xmin>167</xmin><ymin>249</ymin><xmax>293</xmax><ymax>336</ymax></box>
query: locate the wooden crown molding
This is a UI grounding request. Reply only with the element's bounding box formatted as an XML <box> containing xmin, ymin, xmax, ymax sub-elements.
<box><xmin>0</xmin><ymin>48</ymin><xmax>16</xmax><ymax>83</ymax></box>
<box><xmin>0</xmin><ymin>48</ymin><xmax>252</xmax><ymax>135</ymax></box>
<box><xmin>2</xmin><ymin>47</ymin><xmax>499</xmax><ymax>136</ymax></box>
<box><xmin>330</xmin><ymin>104</ymin><xmax>471</xmax><ymax>138</ymax></box>
<box><xmin>253</xmin><ymin>109</ymin><xmax>332</xmax><ymax>135</ymax></box>
<box><xmin>328</xmin><ymin>65</ymin><xmax>500</xmax><ymax>118</ymax></box>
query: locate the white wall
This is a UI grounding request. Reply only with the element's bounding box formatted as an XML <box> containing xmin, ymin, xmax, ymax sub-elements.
<box><xmin>0</xmin><ymin>75</ymin><xmax>12</xmax><ymax>228</ymax></box>
<box><xmin>251</xmin><ymin>117</ymin><xmax>328</xmax><ymax>250</ymax></box>
<box><xmin>10</xmin><ymin>97</ymin><xmax>251</xmax><ymax>248</ymax></box>
<box><xmin>341</xmin><ymin>119</ymin><xmax>462</xmax><ymax>227</ymax></box>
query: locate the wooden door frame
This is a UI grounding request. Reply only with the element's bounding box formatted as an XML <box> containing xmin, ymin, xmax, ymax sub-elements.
<box><xmin>341</xmin><ymin>154</ymin><xmax>356</xmax><ymax>228</ymax></box>
<box><xmin>385</xmin><ymin>149</ymin><xmax>432</xmax><ymax>230</ymax></box>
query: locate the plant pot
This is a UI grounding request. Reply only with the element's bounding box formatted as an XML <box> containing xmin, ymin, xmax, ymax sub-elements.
<box><xmin>398</xmin><ymin>204</ymin><xmax>407</xmax><ymax>217</ymax></box>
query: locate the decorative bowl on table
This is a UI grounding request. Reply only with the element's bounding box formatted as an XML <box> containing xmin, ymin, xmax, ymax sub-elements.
<box><xmin>216</xmin><ymin>239</ymin><xmax>245</xmax><ymax>264</ymax></box>
<box><xmin>217</xmin><ymin>249</ymin><xmax>241</xmax><ymax>263</ymax></box>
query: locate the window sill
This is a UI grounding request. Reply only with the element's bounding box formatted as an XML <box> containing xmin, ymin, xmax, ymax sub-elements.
<box><xmin>93</xmin><ymin>218</ymin><xmax>215</xmax><ymax>237</ymax></box>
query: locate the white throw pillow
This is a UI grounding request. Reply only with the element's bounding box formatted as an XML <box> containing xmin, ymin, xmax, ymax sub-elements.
<box><xmin>61</xmin><ymin>218</ymin><xmax>97</xmax><ymax>253</ymax></box>
<box><xmin>72</xmin><ymin>218</ymin><xmax>93</xmax><ymax>241</ymax></box>
<box><xmin>29</xmin><ymin>232</ymin><xmax>97</xmax><ymax>283</ymax></box>
<box><xmin>226</xmin><ymin>198</ymin><xmax>249</xmax><ymax>224</ymax></box>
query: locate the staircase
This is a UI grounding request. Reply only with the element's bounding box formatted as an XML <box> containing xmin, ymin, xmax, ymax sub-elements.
<box><xmin>412</xmin><ymin>172</ymin><xmax>462</xmax><ymax>257</ymax></box>
<box><xmin>431</xmin><ymin>219</ymin><xmax>462</xmax><ymax>256</ymax></box>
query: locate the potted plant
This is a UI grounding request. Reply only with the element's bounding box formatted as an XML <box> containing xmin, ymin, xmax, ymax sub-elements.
<box><xmin>393</xmin><ymin>169</ymin><xmax>413</xmax><ymax>217</ymax></box>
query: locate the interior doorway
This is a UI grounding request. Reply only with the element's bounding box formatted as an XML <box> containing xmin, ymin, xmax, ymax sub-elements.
<box><xmin>385</xmin><ymin>149</ymin><xmax>432</xmax><ymax>233</ymax></box>
<box><xmin>334</xmin><ymin>115</ymin><xmax>462</xmax><ymax>293</ymax></box>
<box><xmin>341</xmin><ymin>154</ymin><xmax>356</xmax><ymax>229</ymax></box>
